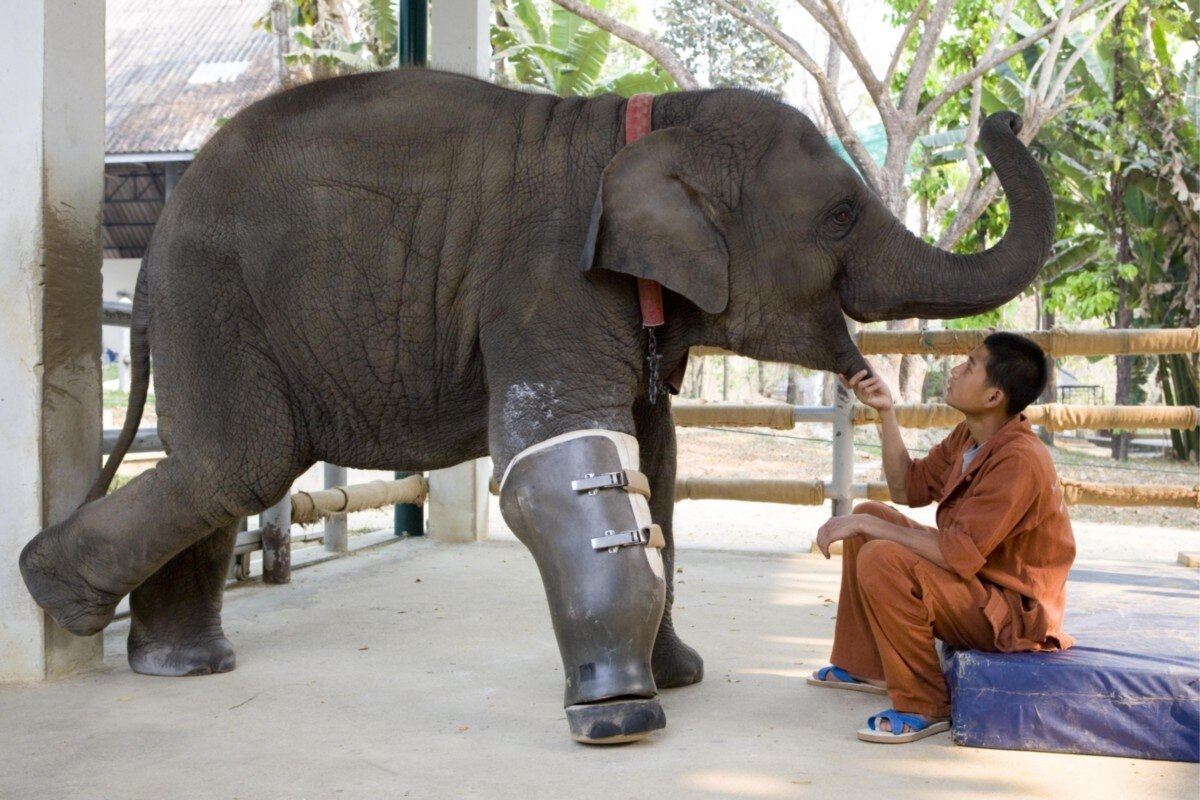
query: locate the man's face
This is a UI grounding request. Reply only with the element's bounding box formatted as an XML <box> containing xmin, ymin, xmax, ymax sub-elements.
<box><xmin>945</xmin><ymin>344</ymin><xmax>1003</xmax><ymax>414</ymax></box>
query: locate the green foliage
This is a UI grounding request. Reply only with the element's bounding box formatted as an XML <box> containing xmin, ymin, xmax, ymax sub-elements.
<box><xmin>882</xmin><ymin>0</ymin><xmax>1197</xmax><ymax>457</ymax></box>
<box><xmin>492</xmin><ymin>0</ymin><xmax>677</xmax><ymax>96</ymax></box>
<box><xmin>260</xmin><ymin>0</ymin><xmax>677</xmax><ymax>95</ymax></box>
<box><xmin>943</xmin><ymin>297</ymin><xmax>1020</xmax><ymax>330</ymax></box>
<box><xmin>1031</xmin><ymin>0</ymin><xmax>1199</xmax><ymax>459</ymax></box>
<box><xmin>256</xmin><ymin>1</ymin><xmax>400</xmax><ymax>77</ymax></box>
<box><xmin>655</xmin><ymin>0</ymin><xmax>792</xmax><ymax>95</ymax></box>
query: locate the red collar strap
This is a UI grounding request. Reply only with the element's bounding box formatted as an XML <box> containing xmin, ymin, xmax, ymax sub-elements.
<box><xmin>626</xmin><ymin>94</ymin><xmax>687</xmax><ymax>395</ymax></box>
<box><xmin>625</xmin><ymin>94</ymin><xmax>665</xmax><ymax>328</ymax></box>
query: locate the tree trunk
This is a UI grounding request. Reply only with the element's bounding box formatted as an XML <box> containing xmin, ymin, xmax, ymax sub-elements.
<box><xmin>1111</xmin><ymin>282</ymin><xmax>1133</xmax><ymax>460</ymax></box>
<box><xmin>1037</xmin><ymin>297</ymin><xmax>1056</xmax><ymax>446</ymax></box>
<box><xmin>786</xmin><ymin>366</ymin><xmax>800</xmax><ymax>404</ymax></box>
<box><xmin>1109</xmin><ymin>8</ymin><xmax>1133</xmax><ymax>462</ymax></box>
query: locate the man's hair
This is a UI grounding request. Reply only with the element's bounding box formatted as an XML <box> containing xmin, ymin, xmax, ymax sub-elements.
<box><xmin>982</xmin><ymin>332</ymin><xmax>1049</xmax><ymax>415</ymax></box>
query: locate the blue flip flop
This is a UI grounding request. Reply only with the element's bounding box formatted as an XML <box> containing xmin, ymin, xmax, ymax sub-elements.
<box><xmin>857</xmin><ymin>708</ymin><xmax>950</xmax><ymax>743</ymax></box>
<box><xmin>806</xmin><ymin>665</ymin><xmax>887</xmax><ymax>695</ymax></box>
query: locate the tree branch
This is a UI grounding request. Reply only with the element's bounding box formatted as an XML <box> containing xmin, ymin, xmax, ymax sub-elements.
<box><xmin>548</xmin><ymin>0</ymin><xmax>701</xmax><ymax>89</ymax></box>
<box><xmin>936</xmin><ymin>0</ymin><xmax>1126</xmax><ymax>249</ymax></box>
<box><xmin>950</xmin><ymin>0</ymin><xmax>1015</xmax><ymax>226</ymax></box>
<box><xmin>913</xmin><ymin>0</ymin><xmax>1104</xmax><ymax>132</ymax></box>
<box><xmin>709</xmin><ymin>0</ymin><xmax>885</xmax><ymax>189</ymax></box>
<box><xmin>1031</xmin><ymin>0</ymin><xmax>1075</xmax><ymax>106</ymax></box>
<box><xmin>899</xmin><ymin>0</ymin><xmax>955</xmax><ymax>117</ymax></box>
<box><xmin>788</xmin><ymin>0</ymin><xmax>891</xmax><ymax>118</ymax></box>
<box><xmin>1043</xmin><ymin>0</ymin><xmax>1130</xmax><ymax>108</ymax></box>
<box><xmin>818</xmin><ymin>0</ymin><xmax>888</xmax><ymax>108</ymax></box>
<box><xmin>884</xmin><ymin>0</ymin><xmax>928</xmax><ymax>90</ymax></box>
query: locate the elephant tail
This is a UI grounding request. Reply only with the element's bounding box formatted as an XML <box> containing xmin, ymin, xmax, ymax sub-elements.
<box><xmin>86</xmin><ymin>260</ymin><xmax>151</xmax><ymax>504</ymax></box>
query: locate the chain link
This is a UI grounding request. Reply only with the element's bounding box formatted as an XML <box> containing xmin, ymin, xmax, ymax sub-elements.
<box><xmin>646</xmin><ymin>327</ymin><xmax>663</xmax><ymax>405</ymax></box>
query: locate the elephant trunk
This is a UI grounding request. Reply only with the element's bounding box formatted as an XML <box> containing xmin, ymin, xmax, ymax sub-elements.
<box><xmin>840</xmin><ymin>112</ymin><xmax>1055</xmax><ymax>322</ymax></box>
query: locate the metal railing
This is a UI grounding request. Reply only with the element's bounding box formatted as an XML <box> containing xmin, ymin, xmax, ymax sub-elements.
<box><xmin>680</xmin><ymin>328</ymin><xmax>1200</xmax><ymax>514</ymax></box>
<box><xmin>101</xmin><ymin>303</ymin><xmax>424</xmax><ymax>583</ymax></box>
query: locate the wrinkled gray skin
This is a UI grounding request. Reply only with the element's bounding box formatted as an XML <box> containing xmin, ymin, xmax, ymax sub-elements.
<box><xmin>21</xmin><ymin>70</ymin><xmax>1053</xmax><ymax>683</ymax></box>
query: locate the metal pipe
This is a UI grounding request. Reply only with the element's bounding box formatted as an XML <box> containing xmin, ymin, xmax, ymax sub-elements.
<box><xmin>398</xmin><ymin>0</ymin><xmax>428</xmax><ymax>66</ymax></box>
<box><xmin>791</xmin><ymin>406</ymin><xmax>838</xmax><ymax>424</ymax></box>
<box><xmin>102</xmin><ymin>426</ymin><xmax>162</xmax><ymax>454</ymax></box>
<box><xmin>323</xmin><ymin>463</ymin><xmax>349</xmax><ymax>553</ymax></box>
<box><xmin>830</xmin><ymin>319</ymin><xmax>858</xmax><ymax>517</ymax></box>
<box><xmin>260</xmin><ymin>496</ymin><xmax>291</xmax><ymax>584</ymax></box>
<box><xmin>102</xmin><ymin>301</ymin><xmax>133</xmax><ymax>327</ymax></box>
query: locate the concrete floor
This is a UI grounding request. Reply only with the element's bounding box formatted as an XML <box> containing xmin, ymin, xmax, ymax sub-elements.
<box><xmin>2</xmin><ymin>515</ymin><xmax>1197</xmax><ymax>800</ymax></box>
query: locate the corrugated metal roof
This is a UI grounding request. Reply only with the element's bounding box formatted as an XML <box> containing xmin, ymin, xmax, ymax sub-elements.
<box><xmin>106</xmin><ymin>0</ymin><xmax>279</xmax><ymax>155</ymax></box>
<box><xmin>103</xmin><ymin>164</ymin><xmax>176</xmax><ymax>258</ymax></box>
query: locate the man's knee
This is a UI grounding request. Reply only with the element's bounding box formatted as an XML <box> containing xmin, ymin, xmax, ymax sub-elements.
<box><xmin>856</xmin><ymin>540</ymin><xmax>919</xmax><ymax>595</ymax></box>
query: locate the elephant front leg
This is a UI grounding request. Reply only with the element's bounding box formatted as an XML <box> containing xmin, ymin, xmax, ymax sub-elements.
<box><xmin>499</xmin><ymin>429</ymin><xmax>668</xmax><ymax>745</ymax></box>
<box><xmin>635</xmin><ymin>396</ymin><xmax>704</xmax><ymax>689</ymax></box>
<box><xmin>127</xmin><ymin>524</ymin><xmax>238</xmax><ymax>677</ymax></box>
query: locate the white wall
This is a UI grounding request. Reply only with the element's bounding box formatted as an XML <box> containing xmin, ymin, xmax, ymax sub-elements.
<box><xmin>0</xmin><ymin>0</ymin><xmax>50</xmax><ymax>683</ymax></box>
<box><xmin>431</xmin><ymin>0</ymin><xmax>489</xmax><ymax>79</ymax></box>
<box><xmin>101</xmin><ymin>258</ymin><xmax>139</xmax><ymax>363</ymax></box>
<box><xmin>102</xmin><ymin>257</ymin><xmax>141</xmax><ymax>300</ymax></box>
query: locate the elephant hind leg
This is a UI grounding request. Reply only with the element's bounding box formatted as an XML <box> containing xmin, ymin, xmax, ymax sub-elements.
<box><xmin>21</xmin><ymin>430</ymin><xmax>309</xmax><ymax>638</ymax></box>
<box><xmin>127</xmin><ymin>523</ymin><xmax>239</xmax><ymax>677</ymax></box>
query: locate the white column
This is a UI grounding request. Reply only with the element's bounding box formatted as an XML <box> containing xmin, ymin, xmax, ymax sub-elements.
<box><xmin>427</xmin><ymin>459</ymin><xmax>491</xmax><ymax>543</ymax></box>
<box><xmin>0</xmin><ymin>0</ymin><xmax>106</xmax><ymax>682</ymax></box>
<box><xmin>430</xmin><ymin>0</ymin><xmax>490</xmax><ymax>79</ymax></box>
<box><xmin>424</xmin><ymin>2</ymin><xmax>491</xmax><ymax>544</ymax></box>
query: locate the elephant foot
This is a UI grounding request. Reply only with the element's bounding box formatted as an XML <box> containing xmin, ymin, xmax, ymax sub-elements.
<box><xmin>128</xmin><ymin>630</ymin><xmax>237</xmax><ymax>677</ymax></box>
<box><xmin>19</xmin><ymin>530</ymin><xmax>122</xmax><ymax>637</ymax></box>
<box><xmin>653</xmin><ymin>632</ymin><xmax>705</xmax><ymax>689</ymax></box>
<box><xmin>566</xmin><ymin>697</ymin><xmax>666</xmax><ymax>745</ymax></box>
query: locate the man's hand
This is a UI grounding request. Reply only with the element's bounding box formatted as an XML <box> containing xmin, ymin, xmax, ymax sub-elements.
<box><xmin>815</xmin><ymin>514</ymin><xmax>869</xmax><ymax>559</ymax></box>
<box><xmin>816</xmin><ymin>514</ymin><xmax>952</xmax><ymax>570</ymax></box>
<box><xmin>842</xmin><ymin>370</ymin><xmax>894</xmax><ymax>413</ymax></box>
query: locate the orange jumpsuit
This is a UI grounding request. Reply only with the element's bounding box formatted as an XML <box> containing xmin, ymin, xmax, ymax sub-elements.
<box><xmin>829</xmin><ymin>415</ymin><xmax>1076</xmax><ymax>718</ymax></box>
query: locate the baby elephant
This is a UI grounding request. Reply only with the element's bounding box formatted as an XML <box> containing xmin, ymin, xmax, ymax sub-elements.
<box><xmin>21</xmin><ymin>68</ymin><xmax>1054</xmax><ymax>743</ymax></box>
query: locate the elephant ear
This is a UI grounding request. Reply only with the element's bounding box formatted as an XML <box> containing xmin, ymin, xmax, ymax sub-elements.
<box><xmin>580</xmin><ymin>127</ymin><xmax>729</xmax><ymax>315</ymax></box>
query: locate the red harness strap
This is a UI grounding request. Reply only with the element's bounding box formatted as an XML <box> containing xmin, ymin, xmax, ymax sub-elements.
<box><xmin>625</xmin><ymin>94</ymin><xmax>688</xmax><ymax>395</ymax></box>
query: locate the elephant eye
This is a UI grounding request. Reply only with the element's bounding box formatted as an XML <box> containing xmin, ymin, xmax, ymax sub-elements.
<box><xmin>823</xmin><ymin>202</ymin><xmax>856</xmax><ymax>239</ymax></box>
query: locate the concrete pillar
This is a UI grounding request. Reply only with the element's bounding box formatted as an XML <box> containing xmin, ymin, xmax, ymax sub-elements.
<box><xmin>427</xmin><ymin>459</ymin><xmax>491</xmax><ymax>543</ymax></box>
<box><xmin>430</xmin><ymin>0</ymin><xmax>490</xmax><ymax>79</ymax></box>
<box><xmin>0</xmin><ymin>0</ymin><xmax>106</xmax><ymax>682</ymax></box>
<box><xmin>425</xmin><ymin>0</ymin><xmax>491</xmax><ymax>543</ymax></box>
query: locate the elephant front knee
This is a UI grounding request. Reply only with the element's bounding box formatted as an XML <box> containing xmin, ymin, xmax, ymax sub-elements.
<box><xmin>500</xmin><ymin>430</ymin><xmax>667</xmax><ymax>744</ymax></box>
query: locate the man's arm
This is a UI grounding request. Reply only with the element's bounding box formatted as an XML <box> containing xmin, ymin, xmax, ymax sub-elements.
<box><xmin>815</xmin><ymin>513</ymin><xmax>950</xmax><ymax>570</ymax></box>
<box><xmin>845</xmin><ymin>371</ymin><xmax>911</xmax><ymax>504</ymax></box>
<box><xmin>875</xmin><ymin>407</ymin><xmax>911</xmax><ymax>504</ymax></box>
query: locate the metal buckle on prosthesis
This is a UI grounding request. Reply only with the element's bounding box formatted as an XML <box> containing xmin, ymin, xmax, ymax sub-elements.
<box><xmin>591</xmin><ymin>528</ymin><xmax>654</xmax><ymax>553</ymax></box>
<box><xmin>571</xmin><ymin>471</ymin><xmax>631</xmax><ymax>495</ymax></box>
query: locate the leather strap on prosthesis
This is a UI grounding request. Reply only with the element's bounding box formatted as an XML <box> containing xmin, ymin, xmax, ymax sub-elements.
<box><xmin>626</xmin><ymin>93</ymin><xmax>688</xmax><ymax>399</ymax></box>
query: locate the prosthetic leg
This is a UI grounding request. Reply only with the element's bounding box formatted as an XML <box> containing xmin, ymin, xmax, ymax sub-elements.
<box><xmin>500</xmin><ymin>430</ymin><xmax>667</xmax><ymax>744</ymax></box>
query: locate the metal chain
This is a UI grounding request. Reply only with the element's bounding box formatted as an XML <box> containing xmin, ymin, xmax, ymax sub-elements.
<box><xmin>646</xmin><ymin>327</ymin><xmax>663</xmax><ymax>405</ymax></box>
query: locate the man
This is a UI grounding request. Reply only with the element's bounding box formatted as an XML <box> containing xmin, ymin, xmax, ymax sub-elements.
<box><xmin>808</xmin><ymin>332</ymin><xmax>1076</xmax><ymax>743</ymax></box>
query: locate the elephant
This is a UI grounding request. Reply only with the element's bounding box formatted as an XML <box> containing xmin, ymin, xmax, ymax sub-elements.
<box><xmin>20</xmin><ymin>68</ymin><xmax>1054</xmax><ymax>743</ymax></box>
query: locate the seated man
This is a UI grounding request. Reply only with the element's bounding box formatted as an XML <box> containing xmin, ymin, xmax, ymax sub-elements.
<box><xmin>809</xmin><ymin>332</ymin><xmax>1076</xmax><ymax>743</ymax></box>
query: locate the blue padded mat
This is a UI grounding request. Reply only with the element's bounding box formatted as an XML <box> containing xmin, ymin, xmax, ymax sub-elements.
<box><xmin>945</xmin><ymin>564</ymin><xmax>1200</xmax><ymax>762</ymax></box>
